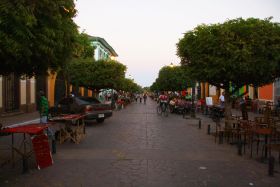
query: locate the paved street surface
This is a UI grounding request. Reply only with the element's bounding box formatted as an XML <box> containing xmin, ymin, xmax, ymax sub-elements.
<box><xmin>1</xmin><ymin>98</ymin><xmax>280</xmax><ymax>186</ymax></box>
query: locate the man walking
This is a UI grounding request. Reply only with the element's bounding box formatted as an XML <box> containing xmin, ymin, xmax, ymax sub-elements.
<box><xmin>39</xmin><ymin>91</ymin><xmax>49</xmax><ymax>123</ymax></box>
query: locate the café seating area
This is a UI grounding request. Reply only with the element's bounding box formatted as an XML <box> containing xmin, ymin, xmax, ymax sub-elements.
<box><xmin>210</xmin><ymin>102</ymin><xmax>280</xmax><ymax>176</ymax></box>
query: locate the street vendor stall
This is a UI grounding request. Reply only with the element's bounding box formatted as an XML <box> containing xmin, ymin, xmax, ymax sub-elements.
<box><xmin>0</xmin><ymin>123</ymin><xmax>54</xmax><ymax>173</ymax></box>
<box><xmin>49</xmin><ymin>114</ymin><xmax>86</xmax><ymax>144</ymax></box>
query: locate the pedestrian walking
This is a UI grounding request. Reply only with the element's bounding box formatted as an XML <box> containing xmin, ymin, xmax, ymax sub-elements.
<box><xmin>219</xmin><ymin>91</ymin><xmax>225</xmax><ymax>107</ymax></box>
<box><xmin>143</xmin><ymin>93</ymin><xmax>147</xmax><ymax>104</ymax></box>
<box><xmin>38</xmin><ymin>91</ymin><xmax>49</xmax><ymax>124</ymax></box>
<box><xmin>140</xmin><ymin>93</ymin><xmax>143</xmax><ymax>103</ymax></box>
<box><xmin>136</xmin><ymin>93</ymin><xmax>140</xmax><ymax>102</ymax></box>
<box><xmin>38</xmin><ymin>90</ymin><xmax>55</xmax><ymax>143</ymax></box>
<box><xmin>240</xmin><ymin>97</ymin><xmax>248</xmax><ymax>120</ymax></box>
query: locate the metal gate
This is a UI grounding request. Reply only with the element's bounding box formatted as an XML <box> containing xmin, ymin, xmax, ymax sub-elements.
<box><xmin>3</xmin><ymin>74</ymin><xmax>20</xmax><ymax>112</ymax></box>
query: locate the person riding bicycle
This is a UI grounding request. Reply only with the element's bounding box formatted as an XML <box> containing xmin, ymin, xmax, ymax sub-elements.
<box><xmin>143</xmin><ymin>93</ymin><xmax>147</xmax><ymax>104</ymax></box>
<box><xmin>158</xmin><ymin>92</ymin><xmax>169</xmax><ymax>111</ymax></box>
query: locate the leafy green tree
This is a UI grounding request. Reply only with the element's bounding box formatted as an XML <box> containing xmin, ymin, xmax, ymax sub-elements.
<box><xmin>73</xmin><ymin>32</ymin><xmax>95</xmax><ymax>59</ymax></box>
<box><xmin>150</xmin><ymin>79</ymin><xmax>160</xmax><ymax>92</ymax></box>
<box><xmin>151</xmin><ymin>65</ymin><xmax>193</xmax><ymax>91</ymax></box>
<box><xmin>67</xmin><ymin>59</ymin><xmax>127</xmax><ymax>90</ymax></box>
<box><xmin>0</xmin><ymin>0</ymin><xmax>77</xmax><ymax>76</ymax></box>
<box><xmin>62</xmin><ymin>31</ymin><xmax>95</xmax><ymax>95</ymax></box>
<box><xmin>177</xmin><ymin>17</ymin><xmax>280</xmax><ymax>117</ymax></box>
<box><xmin>120</xmin><ymin>78</ymin><xmax>142</xmax><ymax>93</ymax></box>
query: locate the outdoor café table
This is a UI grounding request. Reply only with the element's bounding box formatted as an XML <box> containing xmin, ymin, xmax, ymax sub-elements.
<box><xmin>250</xmin><ymin>127</ymin><xmax>273</xmax><ymax>159</ymax></box>
<box><xmin>0</xmin><ymin>123</ymin><xmax>54</xmax><ymax>173</ymax></box>
<box><xmin>49</xmin><ymin>114</ymin><xmax>86</xmax><ymax>144</ymax></box>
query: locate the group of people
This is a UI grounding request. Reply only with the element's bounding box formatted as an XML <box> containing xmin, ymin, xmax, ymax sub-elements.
<box><xmin>135</xmin><ymin>93</ymin><xmax>148</xmax><ymax>104</ymax></box>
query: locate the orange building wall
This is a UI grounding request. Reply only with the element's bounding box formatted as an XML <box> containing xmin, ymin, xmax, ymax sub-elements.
<box><xmin>88</xmin><ymin>90</ymin><xmax>92</xmax><ymax>97</ymax></box>
<box><xmin>80</xmin><ymin>87</ymin><xmax>84</xmax><ymax>96</ymax></box>
<box><xmin>47</xmin><ymin>72</ymin><xmax>57</xmax><ymax>107</ymax></box>
<box><xmin>258</xmin><ymin>84</ymin><xmax>273</xmax><ymax>101</ymax></box>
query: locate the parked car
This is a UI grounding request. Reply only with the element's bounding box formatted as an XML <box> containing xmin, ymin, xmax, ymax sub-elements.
<box><xmin>49</xmin><ymin>96</ymin><xmax>113</xmax><ymax>123</ymax></box>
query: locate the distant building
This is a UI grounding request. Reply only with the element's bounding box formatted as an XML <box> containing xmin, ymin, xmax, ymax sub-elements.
<box><xmin>87</xmin><ymin>35</ymin><xmax>118</xmax><ymax>61</ymax></box>
<box><xmin>199</xmin><ymin>80</ymin><xmax>280</xmax><ymax>104</ymax></box>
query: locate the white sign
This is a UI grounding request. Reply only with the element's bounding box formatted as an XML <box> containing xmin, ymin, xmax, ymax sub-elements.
<box><xmin>206</xmin><ymin>97</ymin><xmax>213</xmax><ymax>106</ymax></box>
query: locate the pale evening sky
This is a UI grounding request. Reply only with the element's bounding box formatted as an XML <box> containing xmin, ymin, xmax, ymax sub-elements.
<box><xmin>74</xmin><ymin>0</ymin><xmax>280</xmax><ymax>87</ymax></box>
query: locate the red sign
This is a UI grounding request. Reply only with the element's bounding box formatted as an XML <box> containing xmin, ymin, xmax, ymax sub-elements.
<box><xmin>32</xmin><ymin>133</ymin><xmax>53</xmax><ymax>169</ymax></box>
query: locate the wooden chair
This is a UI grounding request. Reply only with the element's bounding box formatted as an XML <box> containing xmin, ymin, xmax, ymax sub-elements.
<box><xmin>238</xmin><ymin>120</ymin><xmax>255</xmax><ymax>154</ymax></box>
<box><xmin>263</xmin><ymin>123</ymin><xmax>280</xmax><ymax>163</ymax></box>
<box><xmin>250</xmin><ymin>126</ymin><xmax>273</xmax><ymax>158</ymax></box>
<box><xmin>224</xmin><ymin>117</ymin><xmax>240</xmax><ymax>143</ymax></box>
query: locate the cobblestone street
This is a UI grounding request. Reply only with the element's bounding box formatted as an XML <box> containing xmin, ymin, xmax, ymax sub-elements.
<box><xmin>1</xmin><ymin>98</ymin><xmax>279</xmax><ymax>187</ymax></box>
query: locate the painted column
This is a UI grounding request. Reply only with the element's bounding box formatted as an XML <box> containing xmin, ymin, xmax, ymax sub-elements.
<box><xmin>30</xmin><ymin>77</ymin><xmax>36</xmax><ymax>104</ymax></box>
<box><xmin>205</xmin><ymin>83</ymin><xmax>209</xmax><ymax>97</ymax></box>
<box><xmin>20</xmin><ymin>78</ymin><xmax>27</xmax><ymax>112</ymax></box>
<box><xmin>80</xmin><ymin>87</ymin><xmax>84</xmax><ymax>96</ymax></box>
<box><xmin>201</xmin><ymin>82</ymin><xmax>206</xmax><ymax>99</ymax></box>
<box><xmin>88</xmin><ymin>90</ymin><xmax>92</xmax><ymax>97</ymax></box>
<box><xmin>249</xmin><ymin>86</ymin><xmax>254</xmax><ymax>99</ymax></box>
<box><xmin>48</xmin><ymin>72</ymin><xmax>57</xmax><ymax>107</ymax></box>
<box><xmin>25</xmin><ymin>78</ymin><xmax>34</xmax><ymax>112</ymax></box>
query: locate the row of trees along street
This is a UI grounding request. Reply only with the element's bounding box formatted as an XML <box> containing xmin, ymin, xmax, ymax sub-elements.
<box><xmin>0</xmin><ymin>0</ymin><xmax>141</xmax><ymax>95</ymax></box>
<box><xmin>150</xmin><ymin>65</ymin><xmax>193</xmax><ymax>92</ymax></box>
<box><xmin>151</xmin><ymin>17</ymin><xmax>280</xmax><ymax>119</ymax></box>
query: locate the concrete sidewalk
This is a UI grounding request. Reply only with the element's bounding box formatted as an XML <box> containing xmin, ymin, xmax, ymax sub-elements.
<box><xmin>0</xmin><ymin>112</ymin><xmax>40</xmax><ymax>127</ymax></box>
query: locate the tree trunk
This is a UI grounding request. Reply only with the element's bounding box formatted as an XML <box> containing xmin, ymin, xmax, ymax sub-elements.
<box><xmin>191</xmin><ymin>85</ymin><xmax>196</xmax><ymax>118</ymax></box>
<box><xmin>224</xmin><ymin>90</ymin><xmax>232</xmax><ymax>119</ymax></box>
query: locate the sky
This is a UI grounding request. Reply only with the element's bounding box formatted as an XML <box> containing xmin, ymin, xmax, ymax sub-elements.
<box><xmin>73</xmin><ymin>0</ymin><xmax>280</xmax><ymax>87</ymax></box>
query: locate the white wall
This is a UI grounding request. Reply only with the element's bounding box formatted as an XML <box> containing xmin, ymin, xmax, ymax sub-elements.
<box><xmin>31</xmin><ymin>77</ymin><xmax>35</xmax><ymax>103</ymax></box>
<box><xmin>93</xmin><ymin>43</ymin><xmax>110</xmax><ymax>61</ymax></box>
<box><xmin>20</xmin><ymin>79</ymin><xmax>26</xmax><ymax>105</ymax></box>
<box><xmin>249</xmin><ymin>86</ymin><xmax>254</xmax><ymax>99</ymax></box>
<box><xmin>209</xmin><ymin>85</ymin><xmax>216</xmax><ymax>96</ymax></box>
<box><xmin>94</xmin><ymin>47</ymin><xmax>99</xmax><ymax>61</ymax></box>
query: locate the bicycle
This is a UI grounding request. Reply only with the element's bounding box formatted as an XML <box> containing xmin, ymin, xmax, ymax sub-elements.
<box><xmin>157</xmin><ymin>102</ymin><xmax>168</xmax><ymax>117</ymax></box>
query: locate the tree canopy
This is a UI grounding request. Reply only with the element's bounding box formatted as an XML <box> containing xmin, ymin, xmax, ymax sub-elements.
<box><xmin>177</xmin><ymin>17</ymin><xmax>280</xmax><ymax>91</ymax></box>
<box><xmin>120</xmin><ymin>78</ymin><xmax>142</xmax><ymax>93</ymax></box>
<box><xmin>150</xmin><ymin>65</ymin><xmax>193</xmax><ymax>91</ymax></box>
<box><xmin>0</xmin><ymin>0</ymin><xmax>78</xmax><ymax>76</ymax></box>
<box><xmin>72</xmin><ymin>32</ymin><xmax>95</xmax><ymax>59</ymax></box>
<box><xmin>66</xmin><ymin>59</ymin><xmax>127</xmax><ymax>90</ymax></box>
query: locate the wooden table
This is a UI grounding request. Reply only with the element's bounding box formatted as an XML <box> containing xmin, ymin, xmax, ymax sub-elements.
<box><xmin>0</xmin><ymin>123</ymin><xmax>53</xmax><ymax>173</ymax></box>
<box><xmin>49</xmin><ymin>114</ymin><xmax>86</xmax><ymax>144</ymax></box>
